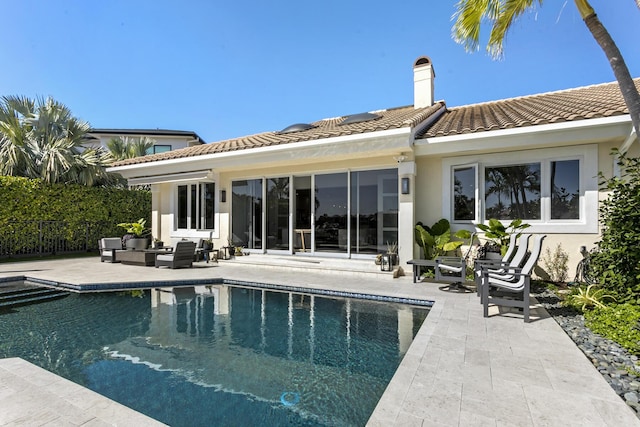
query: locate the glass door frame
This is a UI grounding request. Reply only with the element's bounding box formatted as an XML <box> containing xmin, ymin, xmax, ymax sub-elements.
<box><xmin>232</xmin><ymin>167</ymin><xmax>398</xmax><ymax>259</ymax></box>
<box><xmin>265</xmin><ymin>176</ymin><xmax>291</xmax><ymax>254</ymax></box>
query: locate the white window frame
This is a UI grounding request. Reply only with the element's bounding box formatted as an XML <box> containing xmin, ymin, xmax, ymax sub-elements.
<box><xmin>171</xmin><ymin>181</ymin><xmax>220</xmax><ymax>239</ymax></box>
<box><xmin>442</xmin><ymin>145</ymin><xmax>598</xmax><ymax>233</ymax></box>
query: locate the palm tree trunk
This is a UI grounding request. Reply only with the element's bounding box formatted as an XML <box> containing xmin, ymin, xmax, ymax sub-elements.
<box><xmin>577</xmin><ymin>2</ymin><xmax>640</xmax><ymax>138</ymax></box>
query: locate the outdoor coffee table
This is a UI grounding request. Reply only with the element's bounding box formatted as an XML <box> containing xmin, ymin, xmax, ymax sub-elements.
<box><xmin>119</xmin><ymin>248</ymin><xmax>173</xmax><ymax>266</ymax></box>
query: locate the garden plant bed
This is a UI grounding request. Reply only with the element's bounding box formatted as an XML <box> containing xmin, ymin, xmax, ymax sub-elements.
<box><xmin>532</xmin><ymin>283</ymin><xmax>640</xmax><ymax>418</ymax></box>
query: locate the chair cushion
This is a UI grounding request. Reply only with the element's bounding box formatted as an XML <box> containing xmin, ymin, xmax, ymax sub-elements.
<box><xmin>156</xmin><ymin>254</ymin><xmax>174</xmax><ymax>262</ymax></box>
<box><xmin>101</xmin><ymin>238</ymin><xmax>122</xmax><ymax>250</ymax></box>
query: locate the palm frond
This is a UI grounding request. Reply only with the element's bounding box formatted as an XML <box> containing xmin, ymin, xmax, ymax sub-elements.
<box><xmin>488</xmin><ymin>0</ymin><xmax>542</xmax><ymax>59</ymax></box>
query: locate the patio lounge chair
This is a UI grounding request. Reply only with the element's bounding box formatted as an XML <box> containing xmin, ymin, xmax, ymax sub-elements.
<box><xmin>475</xmin><ymin>234</ymin><xmax>530</xmax><ymax>297</ymax></box>
<box><xmin>480</xmin><ymin>234</ymin><xmax>546</xmax><ymax>322</ymax></box>
<box><xmin>434</xmin><ymin>233</ymin><xmax>476</xmax><ymax>291</ymax></box>
<box><xmin>99</xmin><ymin>238</ymin><xmax>123</xmax><ymax>263</ymax></box>
<box><xmin>155</xmin><ymin>241</ymin><xmax>196</xmax><ymax>269</ymax></box>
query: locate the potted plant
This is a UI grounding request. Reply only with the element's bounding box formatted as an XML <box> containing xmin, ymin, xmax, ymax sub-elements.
<box><xmin>152</xmin><ymin>238</ymin><xmax>164</xmax><ymax>249</ymax></box>
<box><xmin>118</xmin><ymin>218</ymin><xmax>151</xmax><ymax>250</ymax></box>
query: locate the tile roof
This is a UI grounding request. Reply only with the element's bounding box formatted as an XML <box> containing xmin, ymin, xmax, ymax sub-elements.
<box><xmin>112</xmin><ymin>103</ymin><xmax>445</xmax><ymax>167</ymax></box>
<box><xmin>90</xmin><ymin>129</ymin><xmax>205</xmax><ymax>144</ymax></box>
<box><xmin>418</xmin><ymin>79</ymin><xmax>639</xmax><ymax>139</ymax></box>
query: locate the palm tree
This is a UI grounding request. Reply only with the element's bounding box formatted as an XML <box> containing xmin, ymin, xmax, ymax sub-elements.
<box><xmin>452</xmin><ymin>0</ymin><xmax>640</xmax><ymax>139</ymax></box>
<box><xmin>106</xmin><ymin>136</ymin><xmax>155</xmax><ymax>161</ymax></box>
<box><xmin>0</xmin><ymin>95</ymin><xmax>113</xmax><ymax>186</ymax></box>
<box><xmin>0</xmin><ymin>96</ymin><xmax>33</xmax><ymax>177</ymax></box>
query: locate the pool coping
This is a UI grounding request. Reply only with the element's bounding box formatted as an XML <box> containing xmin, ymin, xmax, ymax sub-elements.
<box><xmin>1</xmin><ymin>274</ymin><xmax>435</xmax><ymax>308</ymax></box>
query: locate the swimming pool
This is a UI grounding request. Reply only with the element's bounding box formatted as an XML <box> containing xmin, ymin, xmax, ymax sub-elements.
<box><xmin>0</xmin><ymin>284</ymin><xmax>429</xmax><ymax>426</ymax></box>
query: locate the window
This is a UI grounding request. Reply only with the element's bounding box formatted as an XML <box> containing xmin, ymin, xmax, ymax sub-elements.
<box><xmin>146</xmin><ymin>145</ymin><xmax>172</xmax><ymax>155</ymax></box>
<box><xmin>484</xmin><ymin>163</ymin><xmax>541</xmax><ymax>220</ymax></box>
<box><xmin>453</xmin><ymin>166</ymin><xmax>476</xmax><ymax>221</ymax></box>
<box><xmin>176</xmin><ymin>182</ymin><xmax>215</xmax><ymax>230</ymax></box>
<box><xmin>444</xmin><ymin>145</ymin><xmax>598</xmax><ymax>233</ymax></box>
<box><xmin>551</xmin><ymin>160</ymin><xmax>580</xmax><ymax>219</ymax></box>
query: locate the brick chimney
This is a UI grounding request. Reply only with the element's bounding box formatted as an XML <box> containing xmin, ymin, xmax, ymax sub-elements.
<box><xmin>413</xmin><ymin>56</ymin><xmax>435</xmax><ymax>109</ymax></box>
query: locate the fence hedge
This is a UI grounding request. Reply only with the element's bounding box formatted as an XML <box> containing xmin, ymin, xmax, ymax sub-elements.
<box><xmin>0</xmin><ymin>176</ymin><xmax>151</xmax><ymax>257</ymax></box>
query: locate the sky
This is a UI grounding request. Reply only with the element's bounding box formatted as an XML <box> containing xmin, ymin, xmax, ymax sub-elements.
<box><xmin>1</xmin><ymin>1</ymin><xmax>638</xmax><ymax>143</ymax></box>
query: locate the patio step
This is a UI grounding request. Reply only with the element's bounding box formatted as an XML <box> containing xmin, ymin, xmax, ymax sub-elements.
<box><xmin>0</xmin><ymin>284</ymin><xmax>69</xmax><ymax>309</ymax></box>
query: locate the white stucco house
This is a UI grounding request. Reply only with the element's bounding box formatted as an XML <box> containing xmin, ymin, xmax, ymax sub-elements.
<box><xmin>108</xmin><ymin>56</ymin><xmax>639</xmax><ymax>272</ymax></box>
<box><xmin>85</xmin><ymin>128</ymin><xmax>205</xmax><ymax>155</ymax></box>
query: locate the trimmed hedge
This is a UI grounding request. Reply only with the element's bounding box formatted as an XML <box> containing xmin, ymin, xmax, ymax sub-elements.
<box><xmin>0</xmin><ymin>176</ymin><xmax>151</xmax><ymax>255</ymax></box>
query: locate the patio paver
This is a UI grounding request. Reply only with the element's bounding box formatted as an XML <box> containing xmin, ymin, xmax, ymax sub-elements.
<box><xmin>0</xmin><ymin>255</ymin><xmax>638</xmax><ymax>426</ymax></box>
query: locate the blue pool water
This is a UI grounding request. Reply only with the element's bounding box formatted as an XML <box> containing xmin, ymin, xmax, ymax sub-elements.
<box><xmin>0</xmin><ymin>285</ymin><xmax>429</xmax><ymax>426</ymax></box>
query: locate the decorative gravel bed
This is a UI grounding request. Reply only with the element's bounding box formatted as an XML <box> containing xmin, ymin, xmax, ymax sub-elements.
<box><xmin>533</xmin><ymin>285</ymin><xmax>640</xmax><ymax>418</ymax></box>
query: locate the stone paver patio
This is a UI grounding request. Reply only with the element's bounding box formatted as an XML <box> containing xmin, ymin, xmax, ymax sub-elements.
<box><xmin>0</xmin><ymin>255</ymin><xmax>638</xmax><ymax>426</ymax></box>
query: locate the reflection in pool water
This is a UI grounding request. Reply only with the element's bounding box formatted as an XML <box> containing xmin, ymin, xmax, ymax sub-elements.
<box><xmin>0</xmin><ymin>285</ymin><xmax>429</xmax><ymax>426</ymax></box>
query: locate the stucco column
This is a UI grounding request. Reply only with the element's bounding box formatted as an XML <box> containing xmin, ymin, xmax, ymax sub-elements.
<box><xmin>150</xmin><ymin>184</ymin><xmax>161</xmax><ymax>241</ymax></box>
<box><xmin>398</xmin><ymin>161</ymin><xmax>416</xmax><ymax>267</ymax></box>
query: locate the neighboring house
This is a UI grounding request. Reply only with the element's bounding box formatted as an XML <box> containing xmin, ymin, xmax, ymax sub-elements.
<box><xmin>108</xmin><ymin>56</ymin><xmax>639</xmax><ymax>272</ymax></box>
<box><xmin>85</xmin><ymin>129</ymin><xmax>205</xmax><ymax>155</ymax></box>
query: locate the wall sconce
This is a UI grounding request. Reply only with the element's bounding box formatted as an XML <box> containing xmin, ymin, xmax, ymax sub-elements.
<box><xmin>401</xmin><ymin>177</ymin><xmax>410</xmax><ymax>195</ymax></box>
<box><xmin>221</xmin><ymin>190</ymin><xmax>226</xmax><ymax>203</ymax></box>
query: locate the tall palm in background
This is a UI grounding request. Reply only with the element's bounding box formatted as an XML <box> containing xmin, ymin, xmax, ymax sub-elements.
<box><xmin>452</xmin><ymin>0</ymin><xmax>640</xmax><ymax>140</ymax></box>
<box><xmin>0</xmin><ymin>95</ymin><xmax>113</xmax><ymax>186</ymax></box>
<box><xmin>106</xmin><ymin>136</ymin><xmax>155</xmax><ymax>161</ymax></box>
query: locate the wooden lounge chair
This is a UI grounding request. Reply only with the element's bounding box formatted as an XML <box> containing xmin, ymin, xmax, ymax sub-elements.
<box><xmin>99</xmin><ymin>238</ymin><xmax>123</xmax><ymax>263</ymax></box>
<box><xmin>155</xmin><ymin>241</ymin><xmax>196</xmax><ymax>269</ymax></box>
<box><xmin>480</xmin><ymin>234</ymin><xmax>546</xmax><ymax>322</ymax></box>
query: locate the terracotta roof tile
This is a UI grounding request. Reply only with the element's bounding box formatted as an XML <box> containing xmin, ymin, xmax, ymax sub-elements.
<box><xmin>419</xmin><ymin>79</ymin><xmax>639</xmax><ymax>139</ymax></box>
<box><xmin>113</xmin><ymin>103</ymin><xmax>445</xmax><ymax>167</ymax></box>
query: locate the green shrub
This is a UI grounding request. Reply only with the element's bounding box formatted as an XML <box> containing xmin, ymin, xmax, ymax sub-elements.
<box><xmin>477</xmin><ymin>218</ymin><xmax>530</xmax><ymax>256</ymax></box>
<box><xmin>585</xmin><ymin>303</ymin><xmax>640</xmax><ymax>356</ymax></box>
<box><xmin>542</xmin><ymin>243</ymin><xmax>569</xmax><ymax>283</ymax></box>
<box><xmin>590</xmin><ymin>151</ymin><xmax>640</xmax><ymax>303</ymax></box>
<box><xmin>0</xmin><ymin>176</ymin><xmax>150</xmax><ymax>223</ymax></box>
<box><xmin>562</xmin><ymin>284</ymin><xmax>615</xmax><ymax>312</ymax></box>
<box><xmin>414</xmin><ymin>219</ymin><xmax>471</xmax><ymax>260</ymax></box>
<box><xmin>0</xmin><ymin>176</ymin><xmax>150</xmax><ymax>254</ymax></box>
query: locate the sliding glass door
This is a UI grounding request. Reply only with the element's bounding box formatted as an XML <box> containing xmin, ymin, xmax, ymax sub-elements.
<box><xmin>232</xmin><ymin>179</ymin><xmax>262</xmax><ymax>249</ymax></box>
<box><xmin>350</xmin><ymin>169</ymin><xmax>398</xmax><ymax>254</ymax></box>
<box><xmin>231</xmin><ymin>168</ymin><xmax>397</xmax><ymax>256</ymax></box>
<box><xmin>314</xmin><ymin>173</ymin><xmax>348</xmax><ymax>253</ymax></box>
<box><xmin>266</xmin><ymin>177</ymin><xmax>290</xmax><ymax>251</ymax></box>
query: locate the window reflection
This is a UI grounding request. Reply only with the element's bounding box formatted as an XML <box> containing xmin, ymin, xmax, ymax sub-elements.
<box><xmin>485</xmin><ymin>164</ymin><xmax>541</xmax><ymax>220</ymax></box>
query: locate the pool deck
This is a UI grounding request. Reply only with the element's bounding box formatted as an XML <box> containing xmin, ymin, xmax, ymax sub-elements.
<box><xmin>1</xmin><ymin>255</ymin><xmax>639</xmax><ymax>427</ymax></box>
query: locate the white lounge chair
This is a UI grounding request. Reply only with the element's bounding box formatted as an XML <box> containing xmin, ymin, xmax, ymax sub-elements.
<box><xmin>480</xmin><ymin>234</ymin><xmax>546</xmax><ymax>322</ymax></box>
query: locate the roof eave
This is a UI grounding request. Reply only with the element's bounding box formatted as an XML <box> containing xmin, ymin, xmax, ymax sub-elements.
<box><xmin>414</xmin><ymin>114</ymin><xmax>633</xmax><ymax>156</ymax></box>
<box><xmin>109</xmin><ymin>127</ymin><xmax>412</xmax><ymax>179</ymax></box>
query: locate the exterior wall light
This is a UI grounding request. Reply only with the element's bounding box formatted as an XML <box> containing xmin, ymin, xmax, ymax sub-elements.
<box><xmin>401</xmin><ymin>177</ymin><xmax>410</xmax><ymax>195</ymax></box>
